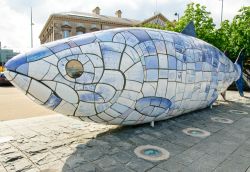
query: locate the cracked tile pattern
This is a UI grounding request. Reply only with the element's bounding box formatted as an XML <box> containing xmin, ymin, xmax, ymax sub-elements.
<box><xmin>4</xmin><ymin>28</ymin><xmax>241</xmax><ymax>125</ymax></box>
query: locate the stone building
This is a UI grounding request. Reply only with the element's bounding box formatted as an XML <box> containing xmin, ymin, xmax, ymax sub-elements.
<box><xmin>39</xmin><ymin>7</ymin><xmax>170</xmax><ymax>44</ymax></box>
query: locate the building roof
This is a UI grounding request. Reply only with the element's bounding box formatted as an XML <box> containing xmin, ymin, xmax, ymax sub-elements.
<box><xmin>39</xmin><ymin>10</ymin><xmax>171</xmax><ymax>39</ymax></box>
<box><xmin>39</xmin><ymin>11</ymin><xmax>141</xmax><ymax>38</ymax></box>
<box><xmin>139</xmin><ymin>12</ymin><xmax>170</xmax><ymax>25</ymax></box>
<box><xmin>55</xmin><ymin>11</ymin><xmax>141</xmax><ymax>25</ymax></box>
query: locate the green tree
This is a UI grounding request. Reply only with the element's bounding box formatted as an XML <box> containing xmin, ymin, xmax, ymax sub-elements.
<box><xmin>141</xmin><ymin>3</ymin><xmax>216</xmax><ymax>44</ymax></box>
<box><xmin>230</xmin><ymin>6</ymin><xmax>250</xmax><ymax>59</ymax></box>
<box><xmin>213</xmin><ymin>20</ymin><xmax>232</xmax><ymax>53</ymax></box>
<box><xmin>142</xmin><ymin>3</ymin><xmax>250</xmax><ymax>63</ymax></box>
<box><xmin>214</xmin><ymin>6</ymin><xmax>249</xmax><ymax>62</ymax></box>
<box><xmin>174</xmin><ymin>3</ymin><xmax>216</xmax><ymax>44</ymax></box>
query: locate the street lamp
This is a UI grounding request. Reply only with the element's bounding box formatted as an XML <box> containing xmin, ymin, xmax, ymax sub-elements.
<box><xmin>30</xmin><ymin>7</ymin><xmax>34</xmax><ymax>48</ymax></box>
<box><xmin>0</xmin><ymin>42</ymin><xmax>2</xmax><ymax>69</ymax></box>
<box><xmin>219</xmin><ymin>0</ymin><xmax>224</xmax><ymax>24</ymax></box>
<box><xmin>174</xmin><ymin>12</ymin><xmax>180</xmax><ymax>22</ymax></box>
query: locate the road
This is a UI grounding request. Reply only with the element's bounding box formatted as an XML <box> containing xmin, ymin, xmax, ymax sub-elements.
<box><xmin>0</xmin><ymin>86</ymin><xmax>56</xmax><ymax>121</ymax></box>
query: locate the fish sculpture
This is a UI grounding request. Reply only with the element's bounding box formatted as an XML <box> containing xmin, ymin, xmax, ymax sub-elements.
<box><xmin>4</xmin><ymin>25</ymin><xmax>244</xmax><ymax>125</ymax></box>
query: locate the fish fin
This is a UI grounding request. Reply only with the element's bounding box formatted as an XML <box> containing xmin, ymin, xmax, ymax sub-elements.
<box><xmin>235</xmin><ymin>48</ymin><xmax>246</xmax><ymax>97</ymax></box>
<box><xmin>135</xmin><ymin>97</ymin><xmax>171</xmax><ymax>117</ymax></box>
<box><xmin>181</xmin><ymin>21</ymin><xmax>196</xmax><ymax>37</ymax></box>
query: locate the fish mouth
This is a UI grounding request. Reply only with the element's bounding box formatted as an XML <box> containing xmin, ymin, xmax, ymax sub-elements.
<box><xmin>4</xmin><ymin>69</ymin><xmax>62</xmax><ymax>110</ymax></box>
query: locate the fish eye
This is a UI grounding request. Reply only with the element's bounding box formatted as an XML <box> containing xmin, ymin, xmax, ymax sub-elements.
<box><xmin>66</xmin><ymin>60</ymin><xmax>84</xmax><ymax>78</ymax></box>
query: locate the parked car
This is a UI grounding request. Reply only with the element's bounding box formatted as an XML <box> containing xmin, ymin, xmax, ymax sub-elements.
<box><xmin>0</xmin><ymin>72</ymin><xmax>11</xmax><ymax>85</ymax></box>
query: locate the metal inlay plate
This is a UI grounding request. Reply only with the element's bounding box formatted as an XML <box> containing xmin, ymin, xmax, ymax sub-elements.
<box><xmin>229</xmin><ymin>110</ymin><xmax>248</xmax><ymax>115</ymax></box>
<box><xmin>211</xmin><ymin>117</ymin><xmax>234</xmax><ymax>124</ymax></box>
<box><xmin>134</xmin><ymin>145</ymin><xmax>170</xmax><ymax>161</ymax></box>
<box><xmin>182</xmin><ymin>128</ymin><xmax>211</xmax><ymax>138</ymax></box>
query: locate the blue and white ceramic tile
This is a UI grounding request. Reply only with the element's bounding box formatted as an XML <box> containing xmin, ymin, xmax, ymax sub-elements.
<box><xmin>4</xmin><ymin>27</ymin><xmax>242</xmax><ymax>125</ymax></box>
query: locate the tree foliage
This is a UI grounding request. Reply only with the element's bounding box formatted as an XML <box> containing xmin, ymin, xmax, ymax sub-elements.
<box><xmin>174</xmin><ymin>3</ymin><xmax>216</xmax><ymax>44</ymax></box>
<box><xmin>229</xmin><ymin>6</ymin><xmax>250</xmax><ymax>59</ymax></box>
<box><xmin>213</xmin><ymin>20</ymin><xmax>232</xmax><ymax>54</ymax></box>
<box><xmin>142</xmin><ymin>3</ymin><xmax>250</xmax><ymax>63</ymax></box>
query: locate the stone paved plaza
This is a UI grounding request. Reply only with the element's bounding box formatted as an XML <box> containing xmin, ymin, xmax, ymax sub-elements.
<box><xmin>0</xmin><ymin>91</ymin><xmax>250</xmax><ymax>172</ymax></box>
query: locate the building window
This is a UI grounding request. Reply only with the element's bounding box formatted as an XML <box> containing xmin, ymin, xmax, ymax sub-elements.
<box><xmin>76</xmin><ymin>31</ymin><xmax>83</xmax><ymax>35</ymax></box>
<box><xmin>63</xmin><ymin>21</ymin><xmax>70</xmax><ymax>26</ymax></box>
<box><xmin>76</xmin><ymin>26</ymin><xmax>86</xmax><ymax>35</ymax></box>
<box><xmin>63</xmin><ymin>30</ymin><xmax>70</xmax><ymax>38</ymax></box>
<box><xmin>103</xmin><ymin>26</ymin><xmax>110</xmax><ymax>30</ymax></box>
<box><xmin>61</xmin><ymin>21</ymin><xmax>72</xmax><ymax>38</ymax></box>
<box><xmin>90</xmin><ymin>24</ymin><xmax>100</xmax><ymax>31</ymax></box>
<box><xmin>91</xmin><ymin>24</ymin><xmax>97</xmax><ymax>28</ymax></box>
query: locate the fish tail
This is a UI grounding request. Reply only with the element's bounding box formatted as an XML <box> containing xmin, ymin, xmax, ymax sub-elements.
<box><xmin>235</xmin><ymin>48</ymin><xmax>246</xmax><ymax>97</ymax></box>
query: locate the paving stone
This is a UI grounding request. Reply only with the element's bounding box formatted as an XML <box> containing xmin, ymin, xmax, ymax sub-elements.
<box><xmin>25</xmin><ymin>168</ymin><xmax>40</xmax><ymax>172</ymax></box>
<box><xmin>94</xmin><ymin>156</ymin><xmax>118</xmax><ymax>170</ymax></box>
<box><xmin>157</xmin><ymin>158</ymin><xmax>187</xmax><ymax>172</ymax></box>
<box><xmin>4</xmin><ymin>158</ymin><xmax>33</xmax><ymax>172</ymax></box>
<box><xmin>126</xmin><ymin>158</ymin><xmax>154</xmax><ymax>172</ymax></box>
<box><xmin>21</xmin><ymin>143</ymin><xmax>48</xmax><ymax>155</ymax></box>
<box><xmin>166</xmin><ymin>133</ymin><xmax>202</xmax><ymax>148</ymax></box>
<box><xmin>159</xmin><ymin>141</ymin><xmax>187</xmax><ymax>156</ymax></box>
<box><xmin>82</xmin><ymin>148</ymin><xmax>104</xmax><ymax>161</ymax></box>
<box><xmin>1</xmin><ymin>152</ymin><xmax>24</xmax><ymax>164</ymax></box>
<box><xmin>30</xmin><ymin>152</ymin><xmax>58</xmax><ymax>166</ymax></box>
<box><xmin>128</xmin><ymin>136</ymin><xmax>149</xmax><ymax>146</ymax></box>
<box><xmin>48</xmin><ymin>140</ymin><xmax>68</xmax><ymax>149</ymax></box>
<box><xmin>0</xmin><ymin>147</ymin><xmax>19</xmax><ymax>157</ymax></box>
<box><xmin>51</xmin><ymin>146</ymin><xmax>74</xmax><ymax>159</ymax></box>
<box><xmin>213</xmin><ymin>155</ymin><xmax>250</xmax><ymax>172</ymax></box>
<box><xmin>174</xmin><ymin>149</ymin><xmax>205</xmax><ymax>166</ymax></box>
<box><xmin>103</xmin><ymin>165</ymin><xmax>134</xmax><ymax>172</ymax></box>
<box><xmin>0</xmin><ymin>164</ymin><xmax>7</xmax><ymax>172</ymax></box>
<box><xmin>39</xmin><ymin>160</ymin><xmax>64</xmax><ymax>171</ymax></box>
<box><xmin>0</xmin><ymin>143</ymin><xmax>11</xmax><ymax>152</ymax></box>
<box><xmin>138</xmin><ymin>134</ymin><xmax>157</xmax><ymax>141</ymax></box>
<box><xmin>113</xmin><ymin>151</ymin><xmax>132</xmax><ymax>164</ymax></box>
<box><xmin>63</xmin><ymin>153</ymin><xmax>88</xmax><ymax>169</ymax></box>
<box><xmin>233</xmin><ymin>144</ymin><xmax>250</xmax><ymax>158</ymax></box>
<box><xmin>147</xmin><ymin>167</ymin><xmax>169</xmax><ymax>172</ymax></box>
<box><xmin>73</xmin><ymin>163</ymin><xmax>96</xmax><ymax>172</ymax></box>
<box><xmin>105</xmin><ymin>147</ymin><xmax>121</xmax><ymax>155</ymax></box>
<box><xmin>115</xmin><ymin>141</ymin><xmax>133</xmax><ymax>150</ymax></box>
<box><xmin>86</xmin><ymin>139</ymin><xmax>112</xmax><ymax>153</ymax></box>
<box><xmin>16</xmin><ymin>129</ymin><xmax>38</xmax><ymax>139</ymax></box>
<box><xmin>102</xmin><ymin>135</ymin><xmax>121</xmax><ymax>142</ymax></box>
<box><xmin>25</xmin><ymin>168</ymin><xmax>41</xmax><ymax>172</ymax></box>
<box><xmin>180</xmin><ymin>154</ymin><xmax>224</xmax><ymax>172</ymax></box>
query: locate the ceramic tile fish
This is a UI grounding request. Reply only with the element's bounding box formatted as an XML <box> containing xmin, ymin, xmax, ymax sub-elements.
<box><xmin>4</xmin><ymin>26</ymin><xmax>244</xmax><ymax>125</ymax></box>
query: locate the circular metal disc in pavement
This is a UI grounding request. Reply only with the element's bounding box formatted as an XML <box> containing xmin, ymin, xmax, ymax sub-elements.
<box><xmin>182</xmin><ymin>128</ymin><xmax>211</xmax><ymax>138</ymax></box>
<box><xmin>229</xmin><ymin>110</ymin><xmax>248</xmax><ymax>115</ymax></box>
<box><xmin>211</xmin><ymin>117</ymin><xmax>234</xmax><ymax>124</ymax></box>
<box><xmin>134</xmin><ymin>145</ymin><xmax>170</xmax><ymax>161</ymax></box>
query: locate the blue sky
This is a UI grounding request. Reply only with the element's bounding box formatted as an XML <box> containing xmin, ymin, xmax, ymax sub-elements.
<box><xmin>0</xmin><ymin>0</ymin><xmax>249</xmax><ymax>53</ymax></box>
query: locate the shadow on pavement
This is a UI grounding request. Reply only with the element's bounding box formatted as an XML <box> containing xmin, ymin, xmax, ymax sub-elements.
<box><xmin>61</xmin><ymin>97</ymin><xmax>250</xmax><ymax>172</ymax></box>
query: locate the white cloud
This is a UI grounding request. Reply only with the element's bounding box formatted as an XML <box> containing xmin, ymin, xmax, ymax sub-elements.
<box><xmin>0</xmin><ymin>0</ymin><xmax>249</xmax><ymax>53</ymax></box>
